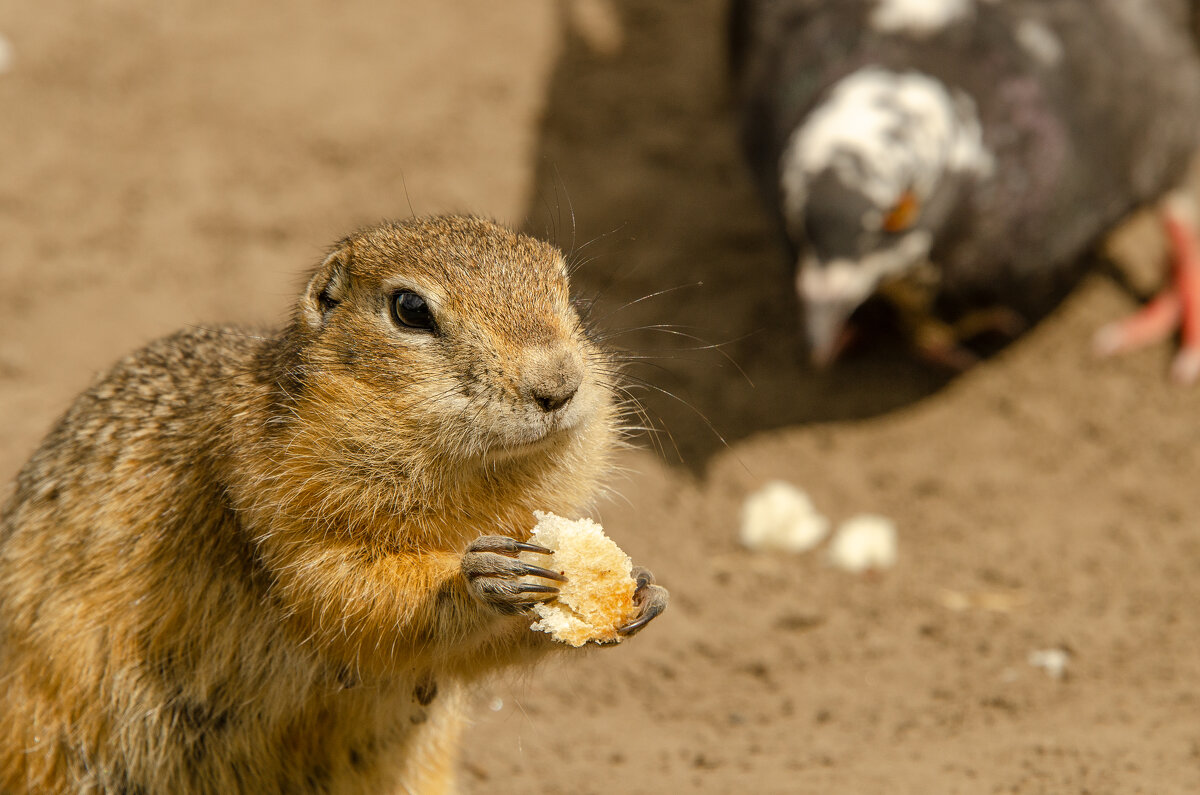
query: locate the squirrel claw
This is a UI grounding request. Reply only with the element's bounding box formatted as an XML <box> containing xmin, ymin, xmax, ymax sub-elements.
<box><xmin>515</xmin><ymin>583</ymin><xmax>559</xmax><ymax>595</ymax></box>
<box><xmin>617</xmin><ymin>566</ymin><xmax>668</xmax><ymax>637</ymax></box>
<box><xmin>616</xmin><ymin>594</ymin><xmax>666</xmax><ymax>636</ymax></box>
<box><xmin>467</xmin><ymin>535</ymin><xmax>549</xmax><ymax>556</ymax></box>
<box><xmin>463</xmin><ymin>535</ymin><xmax>566</xmax><ymax>615</ymax></box>
<box><xmin>517</xmin><ymin>563</ymin><xmax>568</xmax><ymax>582</ymax></box>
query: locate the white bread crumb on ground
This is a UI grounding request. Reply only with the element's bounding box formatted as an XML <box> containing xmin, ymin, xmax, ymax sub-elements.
<box><xmin>1028</xmin><ymin>648</ymin><xmax>1070</xmax><ymax>680</ymax></box>
<box><xmin>740</xmin><ymin>481</ymin><xmax>830</xmax><ymax>553</ymax></box>
<box><xmin>828</xmin><ymin>514</ymin><xmax>898</xmax><ymax>572</ymax></box>
<box><xmin>524</xmin><ymin>511</ymin><xmax>638</xmax><ymax>647</ymax></box>
<box><xmin>566</xmin><ymin>0</ymin><xmax>625</xmax><ymax>56</ymax></box>
<box><xmin>0</xmin><ymin>34</ymin><xmax>12</xmax><ymax>74</ymax></box>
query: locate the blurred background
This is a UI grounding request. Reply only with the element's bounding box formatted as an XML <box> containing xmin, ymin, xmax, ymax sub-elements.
<box><xmin>2</xmin><ymin>1</ymin><xmax>1200</xmax><ymax>792</ymax></box>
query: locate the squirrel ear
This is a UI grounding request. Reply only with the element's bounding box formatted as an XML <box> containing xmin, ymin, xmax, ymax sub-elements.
<box><xmin>301</xmin><ymin>249</ymin><xmax>351</xmax><ymax>330</ymax></box>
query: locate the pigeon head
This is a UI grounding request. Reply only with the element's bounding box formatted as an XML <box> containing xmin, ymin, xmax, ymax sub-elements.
<box><xmin>793</xmin><ymin>167</ymin><xmax>937</xmax><ymax>364</ymax></box>
<box><xmin>778</xmin><ymin>67</ymin><xmax>993</xmax><ymax>364</ymax></box>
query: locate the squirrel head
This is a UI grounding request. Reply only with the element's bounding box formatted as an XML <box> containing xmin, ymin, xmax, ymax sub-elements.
<box><xmin>268</xmin><ymin>216</ymin><xmax>618</xmax><ymax>531</ymax></box>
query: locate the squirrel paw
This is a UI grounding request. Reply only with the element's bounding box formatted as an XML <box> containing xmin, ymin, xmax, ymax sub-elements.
<box><xmin>462</xmin><ymin>535</ymin><xmax>567</xmax><ymax>616</ymax></box>
<box><xmin>616</xmin><ymin>566</ymin><xmax>669</xmax><ymax>637</ymax></box>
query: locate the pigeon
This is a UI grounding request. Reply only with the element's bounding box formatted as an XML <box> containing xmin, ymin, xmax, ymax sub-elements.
<box><xmin>730</xmin><ymin>0</ymin><xmax>1200</xmax><ymax>379</ymax></box>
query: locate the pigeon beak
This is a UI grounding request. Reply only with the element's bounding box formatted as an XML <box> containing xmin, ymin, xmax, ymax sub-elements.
<box><xmin>804</xmin><ymin>297</ymin><xmax>859</xmax><ymax>368</ymax></box>
<box><xmin>796</xmin><ymin>256</ymin><xmax>879</xmax><ymax>368</ymax></box>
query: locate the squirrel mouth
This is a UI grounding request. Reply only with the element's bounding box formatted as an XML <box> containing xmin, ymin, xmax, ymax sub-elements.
<box><xmin>486</xmin><ymin>426</ymin><xmax>573</xmax><ymax>463</ymax></box>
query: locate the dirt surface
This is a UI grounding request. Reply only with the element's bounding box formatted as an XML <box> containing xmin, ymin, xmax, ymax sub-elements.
<box><xmin>3</xmin><ymin>1</ymin><xmax>1200</xmax><ymax>793</ymax></box>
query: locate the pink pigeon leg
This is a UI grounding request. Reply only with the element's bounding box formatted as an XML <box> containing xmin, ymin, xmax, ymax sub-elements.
<box><xmin>1092</xmin><ymin>198</ymin><xmax>1200</xmax><ymax>383</ymax></box>
<box><xmin>1165</xmin><ymin>208</ymin><xmax>1200</xmax><ymax>383</ymax></box>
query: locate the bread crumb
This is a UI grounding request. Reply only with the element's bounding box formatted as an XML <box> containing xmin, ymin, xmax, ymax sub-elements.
<box><xmin>523</xmin><ymin>511</ymin><xmax>638</xmax><ymax>647</ymax></box>
<box><xmin>1028</xmin><ymin>648</ymin><xmax>1070</xmax><ymax>680</ymax></box>
<box><xmin>828</xmin><ymin>514</ymin><xmax>897</xmax><ymax>572</ymax></box>
<box><xmin>566</xmin><ymin>0</ymin><xmax>625</xmax><ymax>56</ymax></box>
<box><xmin>740</xmin><ymin>481</ymin><xmax>830</xmax><ymax>553</ymax></box>
<box><xmin>0</xmin><ymin>34</ymin><xmax>13</xmax><ymax>75</ymax></box>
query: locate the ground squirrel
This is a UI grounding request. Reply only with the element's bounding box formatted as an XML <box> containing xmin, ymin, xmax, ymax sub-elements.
<box><xmin>0</xmin><ymin>215</ymin><xmax>668</xmax><ymax>794</ymax></box>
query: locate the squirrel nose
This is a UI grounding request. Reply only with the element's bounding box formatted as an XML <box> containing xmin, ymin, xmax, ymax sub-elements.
<box><xmin>532</xmin><ymin>384</ymin><xmax>577</xmax><ymax>413</ymax></box>
<box><xmin>522</xmin><ymin>347</ymin><xmax>583</xmax><ymax>413</ymax></box>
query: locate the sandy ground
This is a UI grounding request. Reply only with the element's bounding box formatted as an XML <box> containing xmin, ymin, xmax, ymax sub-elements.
<box><xmin>3</xmin><ymin>1</ymin><xmax>1200</xmax><ymax>793</ymax></box>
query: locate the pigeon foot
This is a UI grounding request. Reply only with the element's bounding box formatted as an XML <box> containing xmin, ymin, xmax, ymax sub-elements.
<box><xmin>879</xmin><ymin>279</ymin><xmax>1025</xmax><ymax>372</ymax></box>
<box><xmin>1093</xmin><ymin>198</ymin><xmax>1200</xmax><ymax>383</ymax></box>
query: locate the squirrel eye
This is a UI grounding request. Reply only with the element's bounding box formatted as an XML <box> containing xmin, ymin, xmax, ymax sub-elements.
<box><xmin>391</xmin><ymin>290</ymin><xmax>435</xmax><ymax>331</ymax></box>
<box><xmin>882</xmin><ymin>190</ymin><xmax>920</xmax><ymax>233</ymax></box>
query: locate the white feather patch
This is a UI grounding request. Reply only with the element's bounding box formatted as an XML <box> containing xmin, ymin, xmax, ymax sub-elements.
<box><xmin>781</xmin><ymin>68</ymin><xmax>994</xmax><ymax>218</ymax></box>
<box><xmin>1015</xmin><ymin>19</ymin><xmax>1063</xmax><ymax>66</ymax></box>
<box><xmin>870</xmin><ymin>0</ymin><xmax>973</xmax><ymax>34</ymax></box>
<box><xmin>797</xmin><ymin>230</ymin><xmax>933</xmax><ymax>306</ymax></box>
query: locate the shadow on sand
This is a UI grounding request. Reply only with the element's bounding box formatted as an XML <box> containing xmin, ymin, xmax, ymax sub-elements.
<box><xmin>525</xmin><ymin>0</ymin><xmax>952</xmax><ymax>466</ymax></box>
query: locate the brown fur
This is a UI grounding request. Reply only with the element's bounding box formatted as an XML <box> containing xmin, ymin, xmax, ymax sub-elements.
<box><xmin>0</xmin><ymin>216</ymin><xmax>637</xmax><ymax>794</ymax></box>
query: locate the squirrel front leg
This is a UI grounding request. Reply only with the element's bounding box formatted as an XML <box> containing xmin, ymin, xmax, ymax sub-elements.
<box><xmin>257</xmin><ymin>532</ymin><xmax>562</xmax><ymax>675</ymax></box>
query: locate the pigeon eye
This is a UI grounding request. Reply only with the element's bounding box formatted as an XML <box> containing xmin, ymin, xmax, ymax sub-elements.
<box><xmin>391</xmin><ymin>290</ymin><xmax>436</xmax><ymax>331</ymax></box>
<box><xmin>882</xmin><ymin>190</ymin><xmax>920</xmax><ymax>233</ymax></box>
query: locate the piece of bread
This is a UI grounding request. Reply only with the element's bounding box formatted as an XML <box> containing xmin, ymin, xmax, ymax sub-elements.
<box><xmin>523</xmin><ymin>511</ymin><xmax>638</xmax><ymax>646</ymax></box>
<box><xmin>740</xmin><ymin>480</ymin><xmax>830</xmax><ymax>553</ymax></box>
<box><xmin>828</xmin><ymin>514</ymin><xmax>898</xmax><ymax>572</ymax></box>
